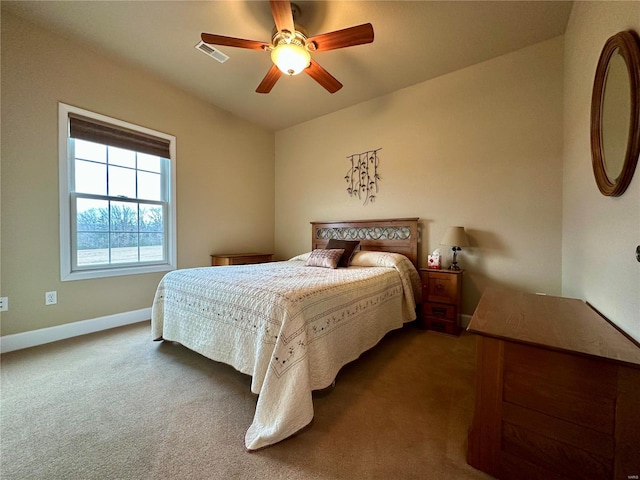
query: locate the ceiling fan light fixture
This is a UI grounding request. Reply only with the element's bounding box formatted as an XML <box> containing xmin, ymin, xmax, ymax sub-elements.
<box><xmin>271</xmin><ymin>42</ymin><xmax>310</xmax><ymax>76</ymax></box>
<box><xmin>200</xmin><ymin>0</ymin><xmax>375</xmax><ymax>93</ymax></box>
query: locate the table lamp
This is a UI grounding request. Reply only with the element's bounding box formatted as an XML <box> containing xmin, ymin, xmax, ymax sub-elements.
<box><xmin>440</xmin><ymin>226</ymin><xmax>470</xmax><ymax>271</ymax></box>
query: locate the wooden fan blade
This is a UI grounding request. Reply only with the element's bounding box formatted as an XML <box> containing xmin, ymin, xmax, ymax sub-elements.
<box><xmin>201</xmin><ymin>33</ymin><xmax>268</xmax><ymax>51</ymax></box>
<box><xmin>269</xmin><ymin>0</ymin><xmax>295</xmax><ymax>35</ymax></box>
<box><xmin>308</xmin><ymin>23</ymin><xmax>374</xmax><ymax>52</ymax></box>
<box><xmin>304</xmin><ymin>60</ymin><xmax>342</xmax><ymax>93</ymax></box>
<box><xmin>256</xmin><ymin>65</ymin><xmax>283</xmax><ymax>94</ymax></box>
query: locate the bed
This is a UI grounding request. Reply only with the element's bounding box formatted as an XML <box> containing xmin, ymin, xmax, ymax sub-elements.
<box><xmin>151</xmin><ymin>218</ymin><xmax>421</xmax><ymax>451</ymax></box>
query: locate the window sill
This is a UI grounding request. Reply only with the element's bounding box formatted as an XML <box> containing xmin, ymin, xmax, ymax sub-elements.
<box><xmin>61</xmin><ymin>262</ymin><xmax>175</xmax><ymax>281</ymax></box>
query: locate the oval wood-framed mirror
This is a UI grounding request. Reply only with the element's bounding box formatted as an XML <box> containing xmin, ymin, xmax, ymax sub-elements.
<box><xmin>591</xmin><ymin>30</ymin><xmax>640</xmax><ymax>197</ymax></box>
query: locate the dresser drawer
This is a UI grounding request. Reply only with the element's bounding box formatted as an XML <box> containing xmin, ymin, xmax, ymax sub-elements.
<box><xmin>425</xmin><ymin>272</ymin><xmax>458</xmax><ymax>303</ymax></box>
<box><xmin>424</xmin><ymin>317</ymin><xmax>459</xmax><ymax>336</ymax></box>
<box><xmin>423</xmin><ymin>302</ymin><xmax>456</xmax><ymax>320</ymax></box>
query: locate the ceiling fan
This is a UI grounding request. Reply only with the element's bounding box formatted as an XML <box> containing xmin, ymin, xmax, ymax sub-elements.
<box><xmin>200</xmin><ymin>0</ymin><xmax>374</xmax><ymax>94</ymax></box>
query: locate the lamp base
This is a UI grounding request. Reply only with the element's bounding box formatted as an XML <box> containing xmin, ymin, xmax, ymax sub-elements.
<box><xmin>449</xmin><ymin>246</ymin><xmax>462</xmax><ymax>271</ymax></box>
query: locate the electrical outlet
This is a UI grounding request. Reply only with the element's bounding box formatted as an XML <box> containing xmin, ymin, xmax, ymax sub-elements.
<box><xmin>45</xmin><ymin>291</ymin><xmax>57</xmax><ymax>306</ymax></box>
<box><xmin>0</xmin><ymin>297</ymin><xmax>8</xmax><ymax>312</ymax></box>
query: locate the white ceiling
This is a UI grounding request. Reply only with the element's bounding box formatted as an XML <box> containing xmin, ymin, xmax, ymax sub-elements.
<box><xmin>2</xmin><ymin>1</ymin><xmax>572</xmax><ymax>131</ymax></box>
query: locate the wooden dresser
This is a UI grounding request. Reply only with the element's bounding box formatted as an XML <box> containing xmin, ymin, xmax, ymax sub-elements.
<box><xmin>210</xmin><ymin>253</ymin><xmax>272</xmax><ymax>266</ymax></box>
<box><xmin>467</xmin><ymin>288</ymin><xmax>640</xmax><ymax>480</ymax></box>
<box><xmin>418</xmin><ymin>269</ymin><xmax>463</xmax><ymax>335</ymax></box>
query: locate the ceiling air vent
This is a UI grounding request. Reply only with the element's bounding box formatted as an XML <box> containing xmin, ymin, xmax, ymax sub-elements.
<box><xmin>195</xmin><ymin>41</ymin><xmax>229</xmax><ymax>63</ymax></box>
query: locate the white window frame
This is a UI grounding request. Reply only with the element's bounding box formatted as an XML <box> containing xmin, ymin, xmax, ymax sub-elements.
<box><xmin>58</xmin><ymin>103</ymin><xmax>177</xmax><ymax>281</ymax></box>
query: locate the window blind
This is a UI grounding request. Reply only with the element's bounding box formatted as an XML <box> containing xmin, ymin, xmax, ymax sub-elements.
<box><xmin>69</xmin><ymin>114</ymin><xmax>171</xmax><ymax>158</ymax></box>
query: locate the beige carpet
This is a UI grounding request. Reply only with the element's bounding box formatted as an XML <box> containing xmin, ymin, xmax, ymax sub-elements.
<box><xmin>0</xmin><ymin>321</ymin><xmax>493</xmax><ymax>479</ymax></box>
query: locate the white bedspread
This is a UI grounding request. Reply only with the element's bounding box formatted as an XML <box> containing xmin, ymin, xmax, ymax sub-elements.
<box><xmin>151</xmin><ymin>250</ymin><xmax>421</xmax><ymax>450</ymax></box>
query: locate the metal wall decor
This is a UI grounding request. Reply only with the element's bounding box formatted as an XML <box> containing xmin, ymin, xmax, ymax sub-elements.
<box><xmin>345</xmin><ymin>148</ymin><xmax>381</xmax><ymax>205</ymax></box>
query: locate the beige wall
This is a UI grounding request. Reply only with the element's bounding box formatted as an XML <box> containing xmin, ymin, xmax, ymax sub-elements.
<box><xmin>562</xmin><ymin>2</ymin><xmax>640</xmax><ymax>341</ymax></box>
<box><xmin>274</xmin><ymin>37</ymin><xmax>565</xmax><ymax>315</ymax></box>
<box><xmin>7</xmin><ymin>3</ymin><xmax>636</xmax><ymax>342</ymax></box>
<box><xmin>0</xmin><ymin>14</ymin><xmax>275</xmax><ymax>336</ymax></box>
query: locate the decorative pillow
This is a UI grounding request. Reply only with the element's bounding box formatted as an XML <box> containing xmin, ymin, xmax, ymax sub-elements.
<box><xmin>305</xmin><ymin>248</ymin><xmax>345</xmax><ymax>269</ymax></box>
<box><xmin>326</xmin><ymin>239</ymin><xmax>360</xmax><ymax>267</ymax></box>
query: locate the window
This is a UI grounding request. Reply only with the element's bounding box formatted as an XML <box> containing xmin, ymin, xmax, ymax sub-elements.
<box><xmin>59</xmin><ymin>103</ymin><xmax>177</xmax><ymax>281</ymax></box>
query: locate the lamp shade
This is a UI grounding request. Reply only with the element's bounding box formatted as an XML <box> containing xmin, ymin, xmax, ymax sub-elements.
<box><xmin>271</xmin><ymin>43</ymin><xmax>311</xmax><ymax>76</ymax></box>
<box><xmin>441</xmin><ymin>226</ymin><xmax>470</xmax><ymax>247</ymax></box>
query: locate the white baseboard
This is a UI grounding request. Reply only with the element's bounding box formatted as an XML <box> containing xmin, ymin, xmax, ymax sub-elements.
<box><xmin>0</xmin><ymin>308</ymin><xmax>151</xmax><ymax>354</ymax></box>
<box><xmin>461</xmin><ymin>313</ymin><xmax>472</xmax><ymax>329</ymax></box>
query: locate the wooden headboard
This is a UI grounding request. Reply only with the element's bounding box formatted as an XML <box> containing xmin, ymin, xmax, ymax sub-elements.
<box><xmin>310</xmin><ymin>218</ymin><xmax>420</xmax><ymax>268</ymax></box>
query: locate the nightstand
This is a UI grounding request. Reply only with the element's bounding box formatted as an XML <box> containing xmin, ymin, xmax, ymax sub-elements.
<box><xmin>419</xmin><ymin>268</ymin><xmax>463</xmax><ymax>336</ymax></box>
<box><xmin>211</xmin><ymin>253</ymin><xmax>273</xmax><ymax>266</ymax></box>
